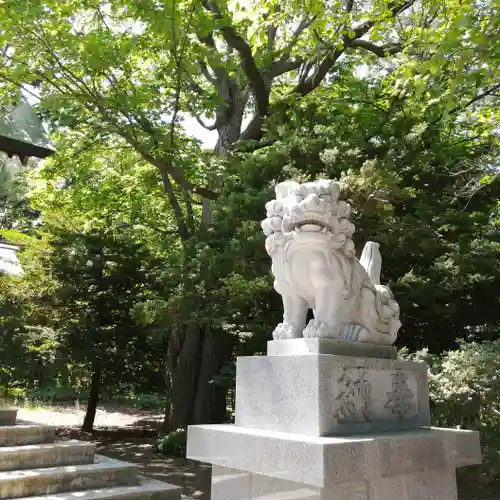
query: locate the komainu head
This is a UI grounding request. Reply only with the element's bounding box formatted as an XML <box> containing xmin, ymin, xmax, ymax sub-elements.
<box><xmin>262</xmin><ymin>179</ymin><xmax>356</xmax><ymax>257</ymax></box>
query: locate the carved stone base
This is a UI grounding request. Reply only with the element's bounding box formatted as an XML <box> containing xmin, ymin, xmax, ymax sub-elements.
<box><xmin>187</xmin><ymin>425</ymin><xmax>481</xmax><ymax>500</ymax></box>
<box><xmin>235</xmin><ymin>354</ymin><xmax>430</xmax><ymax>436</ymax></box>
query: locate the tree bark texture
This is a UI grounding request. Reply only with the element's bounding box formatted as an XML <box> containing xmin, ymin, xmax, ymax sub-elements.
<box><xmin>162</xmin><ymin>326</ymin><xmax>234</xmax><ymax>431</ymax></box>
<box><xmin>81</xmin><ymin>364</ymin><xmax>101</xmax><ymax>432</ymax></box>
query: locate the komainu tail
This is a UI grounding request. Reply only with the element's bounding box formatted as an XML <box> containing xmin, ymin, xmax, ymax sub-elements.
<box><xmin>360</xmin><ymin>241</ymin><xmax>382</xmax><ymax>285</ymax></box>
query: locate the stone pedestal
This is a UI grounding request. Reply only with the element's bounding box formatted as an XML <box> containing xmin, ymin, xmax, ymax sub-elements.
<box><xmin>187</xmin><ymin>342</ymin><xmax>481</xmax><ymax>500</ymax></box>
<box><xmin>235</xmin><ymin>349</ymin><xmax>429</xmax><ymax>436</ymax></box>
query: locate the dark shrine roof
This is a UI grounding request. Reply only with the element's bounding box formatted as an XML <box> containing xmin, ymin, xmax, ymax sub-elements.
<box><xmin>0</xmin><ymin>101</ymin><xmax>55</xmax><ymax>160</ymax></box>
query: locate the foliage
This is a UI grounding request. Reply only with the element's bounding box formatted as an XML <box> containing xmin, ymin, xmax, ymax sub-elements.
<box><xmin>1</xmin><ymin>0</ymin><xmax>498</xmax><ymax>235</ymax></box>
<box><xmin>402</xmin><ymin>341</ymin><xmax>500</xmax><ymax>480</ymax></box>
<box><xmin>0</xmin><ymin>156</ymin><xmax>41</xmax><ymax>233</ymax></box>
<box><xmin>0</xmin><ymin>0</ymin><xmax>498</xmax><ymax>431</ymax></box>
<box><xmin>225</xmin><ymin>65</ymin><xmax>500</xmax><ymax>351</ymax></box>
<box><xmin>156</xmin><ymin>428</ymin><xmax>187</xmax><ymax>457</ymax></box>
<box><xmin>429</xmin><ymin>341</ymin><xmax>500</xmax><ymax>473</ymax></box>
<box><xmin>0</xmin><ymin>170</ymin><xmax>58</xmax><ymax>397</ymax></box>
<box><xmin>0</xmin><ymin>137</ymin><xmax>169</xmax><ymax>423</ymax></box>
<box><xmin>202</xmin><ymin>70</ymin><xmax>500</xmax><ymax>354</ymax></box>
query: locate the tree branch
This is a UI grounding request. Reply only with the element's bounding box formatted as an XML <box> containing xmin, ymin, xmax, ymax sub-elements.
<box><xmin>195</xmin><ymin>115</ymin><xmax>218</xmax><ymax>131</ymax></box>
<box><xmin>139</xmin><ymin>149</ymin><xmax>218</xmax><ymax>200</ymax></box>
<box><xmin>295</xmin><ymin>48</ymin><xmax>344</xmax><ymax>95</ymax></box>
<box><xmin>160</xmin><ymin>172</ymin><xmax>190</xmax><ymax>241</ymax></box>
<box><xmin>265</xmin><ymin>17</ymin><xmax>317</xmax><ymax>83</ymax></box>
<box><xmin>198</xmin><ymin>59</ymin><xmax>217</xmax><ymax>86</ymax></box>
<box><xmin>268</xmin><ymin>58</ymin><xmax>303</xmax><ymax>79</ymax></box>
<box><xmin>266</xmin><ymin>4</ymin><xmax>281</xmax><ymax>52</ymax></box>
<box><xmin>189</xmin><ymin>80</ymin><xmax>206</xmax><ymax>96</ymax></box>
<box><xmin>184</xmin><ymin>187</ymin><xmax>195</xmax><ymax>232</ymax></box>
<box><xmin>351</xmin><ymin>0</ymin><xmax>417</xmax><ymax>39</ymax></box>
<box><xmin>279</xmin><ymin>17</ymin><xmax>316</xmax><ymax>62</ymax></box>
<box><xmin>203</xmin><ymin>0</ymin><xmax>269</xmax><ymax>117</ymax></box>
<box><xmin>240</xmin><ymin>114</ymin><xmax>264</xmax><ymax>141</ymax></box>
<box><xmin>350</xmin><ymin>40</ymin><xmax>402</xmax><ymax>57</ymax></box>
<box><xmin>294</xmin><ymin>0</ymin><xmax>416</xmax><ymax>97</ymax></box>
<box><xmin>450</xmin><ymin>83</ymin><xmax>500</xmax><ymax>115</ymax></box>
<box><xmin>267</xmin><ymin>24</ymin><xmax>278</xmax><ymax>52</ymax></box>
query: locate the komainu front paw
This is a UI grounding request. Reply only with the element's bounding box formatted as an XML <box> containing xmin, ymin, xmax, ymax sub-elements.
<box><xmin>272</xmin><ymin>323</ymin><xmax>303</xmax><ymax>340</ymax></box>
<box><xmin>303</xmin><ymin>319</ymin><xmax>336</xmax><ymax>338</ymax></box>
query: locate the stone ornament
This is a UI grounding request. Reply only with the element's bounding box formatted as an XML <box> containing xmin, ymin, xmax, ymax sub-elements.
<box><xmin>261</xmin><ymin>179</ymin><xmax>401</xmax><ymax>345</ymax></box>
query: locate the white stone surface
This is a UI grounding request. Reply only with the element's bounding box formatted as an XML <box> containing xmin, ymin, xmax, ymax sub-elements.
<box><xmin>22</xmin><ymin>475</ymin><xmax>182</xmax><ymax>499</ymax></box>
<box><xmin>210</xmin><ymin>465</ymin><xmax>459</xmax><ymax>500</ymax></box>
<box><xmin>0</xmin><ymin>410</ymin><xmax>182</xmax><ymax>499</ymax></box>
<box><xmin>267</xmin><ymin>338</ymin><xmax>397</xmax><ymax>359</ymax></box>
<box><xmin>0</xmin><ymin>455</ymin><xmax>137</xmax><ymax>498</ymax></box>
<box><xmin>235</xmin><ymin>354</ymin><xmax>430</xmax><ymax>436</ymax></box>
<box><xmin>187</xmin><ymin>425</ymin><xmax>480</xmax><ymax>499</ymax></box>
<box><xmin>0</xmin><ymin>423</ymin><xmax>56</xmax><ymax>447</ymax></box>
<box><xmin>0</xmin><ymin>440</ymin><xmax>95</xmax><ymax>471</ymax></box>
<box><xmin>261</xmin><ymin>179</ymin><xmax>401</xmax><ymax>345</ymax></box>
<box><xmin>187</xmin><ymin>425</ymin><xmax>480</xmax><ymax>487</ymax></box>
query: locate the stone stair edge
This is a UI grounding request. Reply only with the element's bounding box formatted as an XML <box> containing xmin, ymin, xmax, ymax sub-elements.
<box><xmin>0</xmin><ymin>454</ymin><xmax>137</xmax><ymax>480</ymax></box>
<box><xmin>14</xmin><ymin>420</ymin><xmax>56</xmax><ymax>429</ymax></box>
<box><xmin>0</xmin><ymin>439</ymin><xmax>95</xmax><ymax>453</ymax></box>
<box><xmin>0</xmin><ymin>423</ymin><xmax>57</xmax><ymax>446</ymax></box>
<box><xmin>17</xmin><ymin>475</ymin><xmax>182</xmax><ymax>500</ymax></box>
<box><xmin>1</xmin><ymin>422</ymin><xmax>56</xmax><ymax>429</ymax></box>
<box><xmin>0</xmin><ymin>420</ymin><xmax>187</xmax><ymax>499</ymax></box>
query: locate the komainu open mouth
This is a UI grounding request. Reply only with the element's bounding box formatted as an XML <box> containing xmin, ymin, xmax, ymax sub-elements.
<box><xmin>293</xmin><ymin>220</ymin><xmax>331</xmax><ymax>233</ymax></box>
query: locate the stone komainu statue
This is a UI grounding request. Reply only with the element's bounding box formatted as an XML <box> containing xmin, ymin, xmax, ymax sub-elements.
<box><xmin>261</xmin><ymin>179</ymin><xmax>401</xmax><ymax>345</ymax></box>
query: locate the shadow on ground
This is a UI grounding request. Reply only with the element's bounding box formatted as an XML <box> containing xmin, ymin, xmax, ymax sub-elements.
<box><xmin>457</xmin><ymin>473</ymin><xmax>500</xmax><ymax>500</ymax></box>
<box><xmin>57</xmin><ymin>422</ymin><xmax>211</xmax><ymax>499</ymax></box>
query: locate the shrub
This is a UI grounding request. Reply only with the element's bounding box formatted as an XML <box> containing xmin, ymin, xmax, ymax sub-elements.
<box><xmin>402</xmin><ymin>340</ymin><xmax>500</xmax><ymax>480</ymax></box>
<box><xmin>156</xmin><ymin>428</ymin><xmax>187</xmax><ymax>457</ymax></box>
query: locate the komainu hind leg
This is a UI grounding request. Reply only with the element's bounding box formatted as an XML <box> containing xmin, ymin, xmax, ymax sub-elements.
<box><xmin>272</xmin><ymin>295</ymin><xmax>308</xmax><ymax>340</ymax></box>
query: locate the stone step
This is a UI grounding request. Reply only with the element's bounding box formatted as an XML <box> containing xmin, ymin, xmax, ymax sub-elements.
<box><xmin>0</xmin><ymin>408</ymin><xmax>17</xmax><ymax>425</ymax></box>
<box><xmin>21</xmin><ymin>476</ymin><xmax>182</xmax><ymax>500</ymax></box>
<box><xmin>0</xmin><ymin>455</ymin><xmax>138</xmax><ymax>498</ymax></box>
<box><xmin>0</xmin><ymin>440</ymin><xmax>96</xmax><ymax>471</ymax></box>
<box><xmin>0</xmin><ymin>423</ymin><xmax>56</xmax><ymax>447</ymax></box>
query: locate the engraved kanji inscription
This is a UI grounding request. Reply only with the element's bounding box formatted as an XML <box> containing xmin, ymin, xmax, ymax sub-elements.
<box><xmin>335</xmin><ymin>368</ymin><xmax>372</xmax><ymax>423</ymax></box>
<box><xmin>385</xmin><ymin>369</ymin><xmax>415</xmax><ymax>419</ymax></box>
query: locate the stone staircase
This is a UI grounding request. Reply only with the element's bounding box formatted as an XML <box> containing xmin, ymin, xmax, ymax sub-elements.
<box><xmin>0</xmin><ymin>408</ymin><xmax>182</xmax><ymax>499</ymax></box>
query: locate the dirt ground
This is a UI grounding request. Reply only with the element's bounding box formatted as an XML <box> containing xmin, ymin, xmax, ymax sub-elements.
<box><xmin>18</xmin><ymin>403</ymin><xmax>163</xmax><ymax>428</ymax></box>
<box><xmin>15</xmin><ymin>403</ymin><xmax>500</xmax><ymax>500</ymax></box>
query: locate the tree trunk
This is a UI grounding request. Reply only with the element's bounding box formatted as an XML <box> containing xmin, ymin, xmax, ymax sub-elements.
<box><xmin>193</xmin><ymin>331</ymin><xmax>234</xmax><ymax>424</ymax></box>
<box><xmin>162</xmin><ymin>326</ymin><xmax>234</xmax><ymax>432</ymax></box>
<box><xmin>163</xmin><ymin>323</ymin><xmax>202</xmax><ymax>431</ymax></box>
<box><xmin>214</xmin><ymin>87</ymin><xmax>247</xmax><ymax>156</ymax></box>
<box><xmin>81</xmin><ymin>364</ymin><xmax>101</xmax><ymax>432</ymax></box>
<box><xmin>161</xmin><ymin>95</ymin><xmax>244</xmax><ymax>433</ymax></box>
